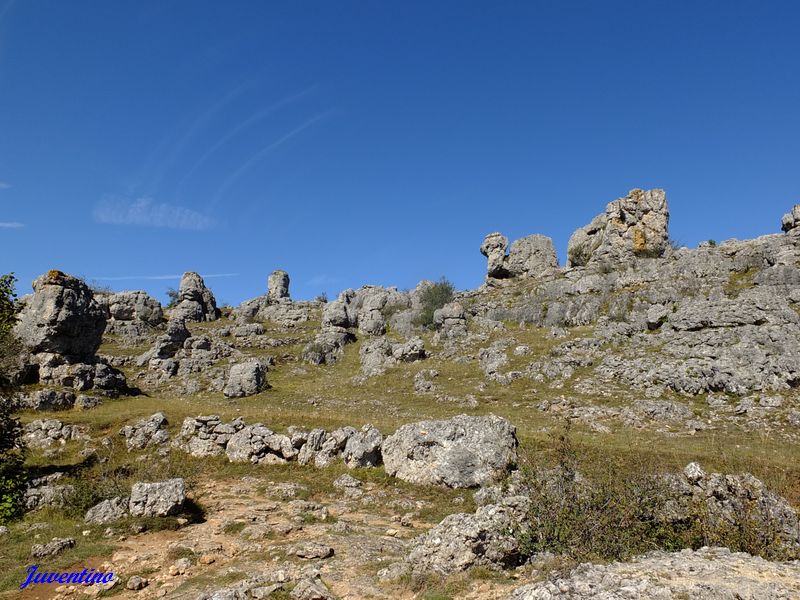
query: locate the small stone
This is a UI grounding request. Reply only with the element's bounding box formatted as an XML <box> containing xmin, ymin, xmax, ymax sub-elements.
<box><xmin>198</xmin><ymin>555</ymin><xmax>216</xmax><ymax>565</ymax></box>
<box><xmin>126</xmin><ymin>576</ymin><xmax>148</xmax><ymax>591</ymax></box>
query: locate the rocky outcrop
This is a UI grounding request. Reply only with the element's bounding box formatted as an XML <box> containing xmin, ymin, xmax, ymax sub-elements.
<box><xmin>400</xmin><ymin>496</ymin><xmax>529</xmax><ymax>576</ymax></box>
<box><xmin>173</xmin><ymin>415</ymin><xmax>384</xmax><ymax>471</ymax></box>
<box><xmin>31</xmin><ymin>537</ymin><xmax>75</xmax><ymax>559</ymax></box>
<box><xmin>381</xmin><ymin>415</ymin><xmax>518</xmax><ymax>488</ymax></box>
<box><xmin>358</xmin><ymin>336</ymin><xmax>427</xmax><ymax>378</ymax></box>
<box><xmin>782</xmin><ymin>204</ymin><xmax>800</xmax><ymax>234</ymax></box>
<box><xmin>24</xmin><ymin>474</ymin><xmax>73</xmax><ymax>511</ymax></box>
<box><xmin>128</xmin><ymin>478</ymin><xmax>186</xmax><ymax>517</ymax></box>
<box><xmin>23</xmin><ymin>419</ymin><xmax>88</xmax><ymax>448</ymax></box>
<box><xmin>119</xmin><ymin>412</ymin><xmax>170</xmax><ymax>451</ymax></box>
<box><xmin>225</xmin><ymin>424</ymin><xmax>297</xmax><ymax>464</ymax></box>
<box><xmin>665</xmin><ymin>463</ymin><xmax>800</xmax><ymax>553</ymax></box>
<box><xmin>481</xmin><ymin>233</ymin><xmax>559</xmax><ymax>279</ymax></box>
<box><xmin>433</xmin><ymin>302</ymin><xmax>467</xmax><ymax>338</ymax></box>
<box><xmin>267</xmin><ymin>269</ymin><xmax>291</xmax><ymax>302</ymax></box>
<box><xmin>14</xmin><ymin>270</ymin><xmax>106</xmax><ymax>358</ymax></box>
<box><xmin>223</xmin><ymin>360</ymin><xmax>268</xmax><ymax>398</ymax></box>
<box><xmin>85</xmin><ymin>497</ymin><xmax>129</xmax><ymax>524</ymax></box>
<box><xmin>100</xmin><ymin>290</ymin><xmax>163</xmax><ymax>341</ymax></box>
<box><xmin>342</xmin><ymin>424</ymin><xmax>383</xmax><ymax>468</ymax></box>
<box><xmin>233</xmin><ymin>270</ymin><xmax>315</xmax><ymax>326</ymax></box>
<box><xmin>506</xmin><ymin>547</ymin><xmax>800</xmax><ymax>599</ymax></box>
<box><xmin>171</xmin><ymin>272</ymin><xmax>219</xmax><ymax>322</ymax></box>
<box><xmin>567</xmin><ymin>188</ymin><xmax>669</xmax><ymax>267</ymax></box>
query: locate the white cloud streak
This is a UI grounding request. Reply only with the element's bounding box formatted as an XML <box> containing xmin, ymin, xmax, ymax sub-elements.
<box><xmin>88</xmin><ymin>273</ymin><xmax>239</xmax><ymax>282</ymax></box>
<box><xmin>93</xmin><ymin>198</ymin><xmax>215</xmax><ymax>231</ymax></box>
<box><xmin>0</xmin><ymin>181</ymin><xmax>11</xmax><ymax>189</ymax></box>
<box><xmin>0</xmin><ymin>221</ymin><xmax>23</xmax><ymax>228</ymax></box>
<box><xmin>208</xmin><ymin>111</ymin><xmax>331</xmax><ymax>210</ymax></box>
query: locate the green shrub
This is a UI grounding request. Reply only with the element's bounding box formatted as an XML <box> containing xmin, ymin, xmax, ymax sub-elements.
<box><xmin>516</xmin><ymin>425</ymin><xmax>796</xmax><ymax>565</ymax></box>
<box><xmin>413</xmin><ymin>277</ymin><xmax>455</xmax><ymax>329</ymax></box>
<box><xmin>165</xmin><ymin>287</ymin><xmax>180</xmax><ymax>308</ymax></box>
<box><xmin>0</xmin><ymin>273</ymin><xmax>25</xmax><ymax>524</ymax></box>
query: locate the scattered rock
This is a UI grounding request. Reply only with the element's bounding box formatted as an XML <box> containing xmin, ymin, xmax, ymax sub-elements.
<box><xmin>31</xmin><ymin>537</ymin><xmax>75</xmax><ymax>559</ymax></box>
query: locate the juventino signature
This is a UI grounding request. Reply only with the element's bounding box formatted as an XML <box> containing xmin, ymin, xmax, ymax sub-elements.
<box><xmin>20</xmin><ymin>566</ymin><xmax>115</xmax><ymax>590</ymax></box>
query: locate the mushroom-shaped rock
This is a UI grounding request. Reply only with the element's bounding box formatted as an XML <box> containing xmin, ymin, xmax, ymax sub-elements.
<box><xmin>782</xmin><ymin>204</ymin><xmax>800</xmax><ymax>234</ymax></box>
<box><xmin>480</xmin><ymin>232</ymin><xmax>510</xmax><ymax>278</ymax></box>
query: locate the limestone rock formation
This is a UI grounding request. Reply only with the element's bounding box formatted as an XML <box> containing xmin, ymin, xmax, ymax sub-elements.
<box><xmin>85</xmin><ymin>497</ymin><xmax>129</xmax><ymax>524</ymax></box>
<box><xmin>101</xmin><ymin>290</ymin><xmax>164</xmax><ymax>340</ymax></box>
<box><xmin>567</xmin><ymin>188</ymin><xmax>669</xmax><ymax>267</ymax></box>
<box><xmin>433</xmin><ymin>302</ymin><xmax>467</xmax><ymax>338</ymax></box>
<box><xmin>223</xmin><ymin>360</ymin><xmax>268</xmax><ymax>398</ymax></box>
<box><xmin>267</xmin><ymin>269</ymin><xmax>291</xmax><ymax>302</ymax></box>
<box><xmin>381</xmin><ymin>415</ymin><xmax>518</xmax><ymax>488</ymax></box>
<box><xmin>128</xmin><ymin>478</ymin><xmax>186</xmax><ymax>517</ymax></box>
<box><xmin>480</xmin><ymin>232</ymin><xmax>510</xmax><ymax>278</ymax></box>
<box><xmin>172</xmin><ymin>272</ymin><xmax>220</xmax><ymax>322</ymax></box>
<box><xmin>782</xmin><ymin>203</ymin><xmax>800</xmax><ymax>234</ymax></box>
<box><xmin>480</xmin><ymin>233</ymin><xmax>559</xmax><ymax>280</ymax></box>
<box><xmin>14</xmin><ymin>270</ymin><xmax>106</xmax><ymax>358</ymax></box>
<box><xmin>506</xmin><ymin>547</ymin><xmax>800</xmax><ymax>599</ymax></box>
<box><xmin>119</xmin><ymin>412</ymin><xmax>170</xmax><ymax>451</ymax></box>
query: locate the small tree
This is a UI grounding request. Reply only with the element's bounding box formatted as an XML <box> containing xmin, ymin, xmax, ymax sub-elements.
<box><xmin>414</xmin><ymin>277</ymin><xmax>455</xmax><ymax>329</ymax></box>
<box><xmin>0</xmin><ymin>273</ymin><xmax>26</xmax><ymax>524</ymax></box>
<box><xmin>165</xmin><ymin>287</ymin><xmax>180</xmax><ymax>309</ymax></box>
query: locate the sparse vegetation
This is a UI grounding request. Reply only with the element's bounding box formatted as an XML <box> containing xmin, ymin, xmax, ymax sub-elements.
<box><xmin>413</xmin><ymin>277</ymin><xmax>455</xmax><ymax>329</ymax></box>
<box><xmin>165</xmin><ymin>286</ymin><xmax>180</xmax><ymax>308</ymax></box>
<box><xmin>517</xmin><ymin>425</ymin><xmax>798</xmax><ymax>566</ymax></box>
<box><xmin>0</xmin><ymin>273</ymin><xmax>25</xmax><ymax>524</ymax></box>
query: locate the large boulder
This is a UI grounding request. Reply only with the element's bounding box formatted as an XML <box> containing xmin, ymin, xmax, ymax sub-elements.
<box><xmin>85</xmin><ymin>497</ymin><xmax>129</xmax><ymax>524</ymax></box>
<box><xmin>404</xmin><ymin>500</ymin><xmax>527</xmax><ymax>576</ymax></box>
<box><xmin>171</xmin><ymin>272</ymin><xmax>219</xmax><ymax>322</ymax></box>
<box><xmin>506</xmin><ymin>235</ymin><xmax>559</xmax><ymax>277</ymax></box>
<box><xmin>128</xmin><ymin>478</ymin><xmax>186</xmax><ymax>517</ymax></box>
<box><xmin>481</xmin><ymin>233</ymin><xmax>559</xmax><ymax>280</ymax></box>
<box><xmin>105</xmin><ymin>291</ymin><xmax>163</xmax><ymax>325</ymax></box>
<box><xmin>567</xmin><ymin>188</ymin><xmax>669</xmax><ymax>267</ymax></box>
<box><xmin>14</xmin><ymin>270</ymin><xmax>106</xmax><ymax>358</ymax></box>
<box><xmin>267</xmin><ymin>270</ymin><xmax>290</xmax><ymax>302</ymax></box>
<box><xmin>782</xmin><ymin>204</ymin><xmax>800</xmax><ymax>234</ymax></box>
<box><xmin>382</xmin><ymin>415</ymin><xmax>518</xmax><ymax>488</ymax></box>
<box><xmin>101</xmin><ymin>290</ymin><xmax>163</xmax><ymax>340</ymax></box>
<box><xmin>223</xmin><ymin>360</ymin><xmax>268</xmax><ymax>398</ymax></box>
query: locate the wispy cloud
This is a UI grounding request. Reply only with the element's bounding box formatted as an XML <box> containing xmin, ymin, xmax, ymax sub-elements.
<box><xmin>176</xmin><ymin>86</ymin><xmax>317</xmax><ymax>199</ymax></box>
<box><xmin>93</xmin><ymin>198</ymin><xmax>215</xmax><ymax>231</ymax></box>
<box><xmin>208</xmin><ymin>111</ymin><xmax>332</xmax><ymax>210</ymax></box>
<box><xmin>0</xmin><ymin>221</ymin><xmax>23</xmax><ymax>228</ymax></box>
<box><xmin>88</xmin><ymin>273</ymin><xmax>239</xmax><ymax>282</ymax></box>
<box><xmin>0</xmin><ymin>181</ymin><xmax>11</xmax><ymax>190</ymax></box>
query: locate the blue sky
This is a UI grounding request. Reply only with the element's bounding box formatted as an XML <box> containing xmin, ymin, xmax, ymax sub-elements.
<box><xmin>0</xmin><ymin>1</ymin><xmax>798</xmax><ymax>305</ymax></box>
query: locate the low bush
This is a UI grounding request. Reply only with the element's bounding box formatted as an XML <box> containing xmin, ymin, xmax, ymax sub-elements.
<box><xmin>413</xmin><ymin>277</ymin><xmax>455</xmax><ymax>329</ymax></box>
<box><xmin>517</xmin><ymin>425</ymin><xmax>797</xmax><ymax>564</ymax></box>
